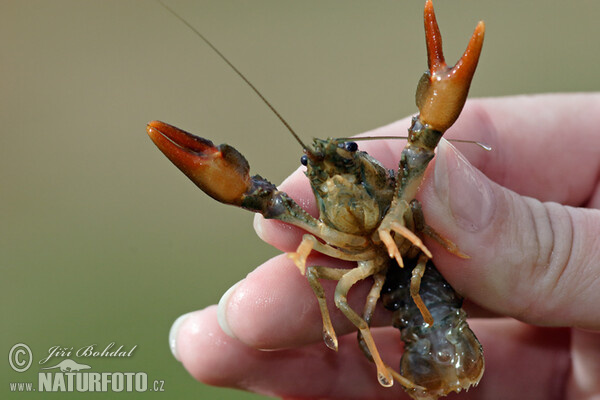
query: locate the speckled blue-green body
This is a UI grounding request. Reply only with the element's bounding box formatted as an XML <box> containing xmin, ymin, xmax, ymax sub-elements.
<box><xmin>382</xmin><ymin>258</ymin><xmax>484</xmax><ymax>399</ymax></box>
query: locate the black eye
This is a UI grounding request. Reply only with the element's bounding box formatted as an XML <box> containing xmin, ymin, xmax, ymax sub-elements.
<box><xmin>344</xmin><ymin>141</ymin><xmax>358</xmax><ymax>152</ymax></box>
<box><xmin>300</xmin><ymin>154</ymin><xmax>308</xmax><ymax>166</ymax></box>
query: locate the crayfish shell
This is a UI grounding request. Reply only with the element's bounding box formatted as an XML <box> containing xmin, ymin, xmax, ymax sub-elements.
<box><xmin>382</xmin><ymin>258</ymin><xmax>484</xmax><ymax>399</ymax></box>
<box><xmin>401</xmin><ymin>318</ymin><xmax>484</xmax><ymax>399</ymax></box>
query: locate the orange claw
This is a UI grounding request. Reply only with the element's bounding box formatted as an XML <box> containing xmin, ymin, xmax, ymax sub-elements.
<box><xmin>146</xmin><ymin>120</ymin><xmax>251</xmax><ymax>205</ymax></box>
<box><xmin>416</xmin><ymin>0</ymin><xmax>485</xmax><ymax>132</ymax></box>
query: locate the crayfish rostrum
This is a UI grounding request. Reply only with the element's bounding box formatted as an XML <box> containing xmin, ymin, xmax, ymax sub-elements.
<box><xmin>147</xmin><ymin>1</ymin><xmax>485</xmax><ymax>398</ymax></box>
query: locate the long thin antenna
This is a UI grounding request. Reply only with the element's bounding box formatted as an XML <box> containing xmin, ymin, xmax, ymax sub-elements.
<box><xmin>158</xmin><ymin>1</ymin><xmax>310</xmax><ymax>151</ymax></box>
<box><xmin>346</xmin><ymin>136</ymin><xmax>492</xmax><ymax>151</ymax></box>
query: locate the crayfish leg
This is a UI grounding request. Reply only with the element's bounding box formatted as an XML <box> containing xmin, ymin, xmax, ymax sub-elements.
<box><xmin>305</xmin><ymin>265</ymin><xmax>348</xmax><ymax>351</ymax></box>
<box><xmin>422</xmin><ymin>225</ymin><xmax>470</xmax><ymax>259</ymax></box>
<box><xmin>288</xmin><ymin>235</ymin><xmax>316</xmax><ymax>275</ymax></box>
<box><xmin>377</xmin><ymin>200</ymin><xmax>433</xmax><ymax>268</ymax></box>
<box><xmin>336</xmin><ymin>263</ymin><xmax>425</xmax><ymax>391</ymax></box>
<box><xmin>334</xmin><ymin>261</ymin><xmax>395</xmax><ymax>387</ymax></box>
<box><xmin>288</xmin><ymin>234</ymin><xmax>377</xmax><ymax>275</ymax></box>
<box><xmin>387</xmin><ymin>368</ymin><xmax>426</xmax><ymax>393</ymax></box>
<box><xmin>410</xmin><ymin>254</ymin><xmax>434</xmax><ymax>326</ymax></box>
<box><xmin>390</xmin><ymin>222</ymin><xmax>432</xmax><ymax>259</ymax></box>
<box><xmin>418</xmin><ymin>0</ymin><xmax>485</xmax><ymax>132</ymax></box>
<box><xmin>357</xmin><ymin>272</ymin><xmax>386</xmax><ymax>361</ymax></box>
<box><xmin>410</xmin><ymin>199</ymin><xmax>470</xmax><ymax>259</ymax></box>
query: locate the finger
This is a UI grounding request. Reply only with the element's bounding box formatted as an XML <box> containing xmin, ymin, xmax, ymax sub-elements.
<box><xmin>175</xmin><ymin>306</ymin><xmax>410</xmax><ymax>400</ymax></box>
<box><xmin>447</xmin><ymin>93</ymin><xmax>600</xmax><ymax>206</ymax></box>
<box><xmin>217</xmin><ymin>253</ymin><xmax>393</xmax><ymax>349</ymax></box>
<box><xmin>174</xmin><ymin>308</ymin><xmax>570</xmax><ymax>400</ymax></box>
<box><xmin>418</xmin><ymin>138</ymin><xmax>600</xmax><ymax>330</ymax></box>
<box><xmin>568</xmin><ymin>329</ymin><xmax>600</xmax><ymax>398</ymax></box>
<box><xmin>218</xmin><ymin>252</ymin><xmax>500</xmax><ymax>350</ymax></box>
<box><xmin>253</xmin><ymin>94</ymin><xmax>600</xmax><ymax>330</ymax></box>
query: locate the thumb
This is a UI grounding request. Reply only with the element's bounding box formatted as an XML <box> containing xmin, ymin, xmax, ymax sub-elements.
<box><xmin>418</xmin><ymin>139</ymin><xmax>600</xmax><ymax>330</ymax></box>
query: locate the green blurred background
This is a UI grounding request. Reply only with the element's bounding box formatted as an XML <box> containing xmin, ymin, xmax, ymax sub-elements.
<box><xmin>2</xmin><ymin>1</ymin><xmax>598</xmax><ymax>398</ymax></box>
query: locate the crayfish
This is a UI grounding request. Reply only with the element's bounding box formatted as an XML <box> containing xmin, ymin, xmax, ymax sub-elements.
<box><xmin>147</xmin><ymin>1</ymin><xmax>485</xmax><ymax>398</ymax></box>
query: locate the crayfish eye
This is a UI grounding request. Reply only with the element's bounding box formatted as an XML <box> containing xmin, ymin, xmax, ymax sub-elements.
<box><xmin>300</xmin><ymin>154</ymin><xmax>308</xmax><ymax>166</ymax></box>
<box><xmin>344</xmin><ymin>141</ymin><xmax>358</xmax><ymax>152</ymax></box>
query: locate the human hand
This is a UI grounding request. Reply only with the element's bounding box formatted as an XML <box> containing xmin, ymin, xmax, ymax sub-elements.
<box><xmin>169</xmin><ymin>93</ymin><xmax>600</xmax><ymax>399</ymax></box>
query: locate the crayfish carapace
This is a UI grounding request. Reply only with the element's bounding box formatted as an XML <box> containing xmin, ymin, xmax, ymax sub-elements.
<box><xmin>147</xmin><ymin>1</ymin><xmax>485</xmax><ymax>398</ymax></box>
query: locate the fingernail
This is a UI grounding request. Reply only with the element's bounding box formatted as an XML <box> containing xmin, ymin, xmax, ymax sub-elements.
<box><xmin>217</xmin><ymin>280</ymin><xmax>243</xmax><ymax>338</ymax></box>
<box><xmin>434</xmin><ymin>139</ymin><xmax>495</xmax><ymax>231</ymax></box>
<box><xmin>169</xmin><ymin>312</ymin><xmax>191</xmax><ymax>361</ymax></box>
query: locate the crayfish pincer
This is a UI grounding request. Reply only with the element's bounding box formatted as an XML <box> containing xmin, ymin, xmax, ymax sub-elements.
<box><xmin>147</xmin><ymin>1</ymin><xmax>485</xmax><ymax>398</ymax></box>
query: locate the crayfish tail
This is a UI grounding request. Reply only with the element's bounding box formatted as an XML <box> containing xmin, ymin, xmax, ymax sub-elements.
<box><xmin>382</xmin><ymin>259</ymin><xmax>484</xmax><ymax>399</ymax></box>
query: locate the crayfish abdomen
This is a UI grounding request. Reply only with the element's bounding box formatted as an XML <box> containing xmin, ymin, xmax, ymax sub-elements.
<box><xmin>382</xmin><ymin>258</ymin><xmax>484</xmax><ymax>399</ymax></box>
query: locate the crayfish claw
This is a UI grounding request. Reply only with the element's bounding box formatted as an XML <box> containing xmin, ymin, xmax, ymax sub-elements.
<box><xmin>146</xmin><ymin>121</ymin><xmax>252</xmax><ymax>205</ymax></box>
<box><xmin>377</xmin><ymin>199</ymin><xmax>434</xmax><ymax>268</ymax></box>
<box><xmin>379</xmin><ymin>228</ymin><xmax>404</xmax><ymax>268</ymax></box>
<box><xmin>451</xmin><ymin>21</ymin><xmax>485</xmax><ymax>85</ymax></box>
<box><xmin>417</xmin><ymin>0</ymin><xmax>485</xmax><ymax>132</ymax></box>
<box><xmin>390</xmin><ymin>222</ymin><xmax>432</xmax><ymax>259</ymax></box>
<box><xmin>423</xmin><ymin>0</ymin><xmax>445</xmax><ymax>74</ymax></box>
<box><xmin>378</xmin><ymin>221</ymin><xmax>433</xmax><ymax>270</ymax></box>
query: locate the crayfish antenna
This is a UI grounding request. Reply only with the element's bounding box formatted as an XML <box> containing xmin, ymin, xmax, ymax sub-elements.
<box><xmin>416</xmin><ymin>0</ymin><xmax>485</xmax><ymax>132</ymax></box>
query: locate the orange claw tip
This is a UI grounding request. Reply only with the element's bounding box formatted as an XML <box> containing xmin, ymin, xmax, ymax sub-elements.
<box><xmin>417</xmin><ymin>1</ymin><xmax>485</xmax><ymax>132</ymax></box>
<box><xmin>145</xmin><ymin>120</ymin><xmax>251</xmax><ymax>206</ymax></box>
<box><xmin>146</xmin><ymin>120</ymin><xmax>218</xmax><ymax>155</ymax></box>
<box><xmin>422</xmin><ymin>0</ymin><xmax>485</xmax><ymax>80</ymax></box>
<box><xmin>453</xmin><ymin>21</ymin><xmax>485</xmax><ymax>81</ymax></box>
<box><xmin>424</xmin><ymin>0</ymin><xmax>446</xmax><ymax>73</ymax></box>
